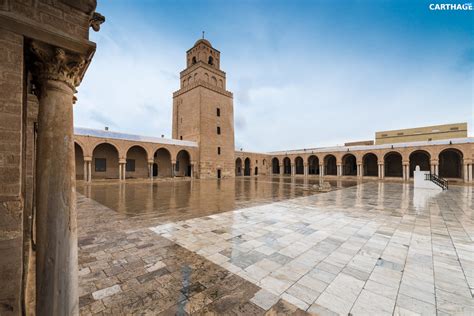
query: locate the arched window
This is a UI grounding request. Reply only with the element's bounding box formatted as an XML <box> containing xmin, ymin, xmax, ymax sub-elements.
<box><xmin>192</xmin><ymin>56</ymin><xmax>197</xmax><ymax>64</ymax></box>
<box><xmin>208</xmin><ymin>56</ymin><xmax>214</xmax><ymax>65</ymax></box>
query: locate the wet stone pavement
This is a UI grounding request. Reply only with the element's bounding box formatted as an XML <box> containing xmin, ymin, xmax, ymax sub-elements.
<box><xmin>77</xmin><ymin>177</ymin><xmax>474</xmax><ymax>315</ymax></box>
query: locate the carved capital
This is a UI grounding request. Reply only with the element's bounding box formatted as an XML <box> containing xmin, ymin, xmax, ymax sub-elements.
<box><xmin>30</xmin><ymin>41</ymin><xmax>87</xmax><ymax>92</ymax></box>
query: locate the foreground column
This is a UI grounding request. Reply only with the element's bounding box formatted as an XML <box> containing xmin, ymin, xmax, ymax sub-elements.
<box><xmin>84</xmin><ymin>157</ymin><xmax>92</xmax><ymax>182</ymax></box>
<box><xmin>148</xmin><ymin>160</ymin><xmax>153</xmax><ymax>179</ymax></box>
<box><xmin>279</xmin><ymin>164</ymin><xmax>283</xmax><ymax>176</ymax></box>
<box><xmin>31</xmin><ymin>42</ymin><xmax>88</xmax><ymax>316</ymax></box>
<box><xmin>319</xmin><ymin>164</ymin><xmax>324</xmax><ymax>177</ymax></box>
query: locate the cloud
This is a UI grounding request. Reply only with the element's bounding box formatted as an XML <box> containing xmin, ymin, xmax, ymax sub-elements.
<box><xmin>76</xmin><ymin>1</ymin><xmax>473</xmax><ymax>152</ymax></box>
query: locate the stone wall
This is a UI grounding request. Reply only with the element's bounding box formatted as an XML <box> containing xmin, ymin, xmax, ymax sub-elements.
<box><xmin>0</xmin><ymin>27</ymin><xmax>24</xmax><ymax>315</ymax></box>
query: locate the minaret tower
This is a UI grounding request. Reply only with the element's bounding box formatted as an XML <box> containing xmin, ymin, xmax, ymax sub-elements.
<box><xmin>172</xmin><ymin>38</ymin><xmax>235</xmax><ymax>178</ymax></box>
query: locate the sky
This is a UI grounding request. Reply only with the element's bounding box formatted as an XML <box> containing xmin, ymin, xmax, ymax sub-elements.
<box><xmin>74</xmin><ymin>0</ymin><xmax>473</xmax><ymax>152</ymax></box>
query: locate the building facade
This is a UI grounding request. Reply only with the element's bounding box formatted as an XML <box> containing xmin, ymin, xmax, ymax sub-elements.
<box><xmin>73</xmin><ymin>40</ymin><xmax>473</xmax><ymax>184</ymax></box>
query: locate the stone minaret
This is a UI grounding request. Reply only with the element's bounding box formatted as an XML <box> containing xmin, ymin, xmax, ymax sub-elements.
<box><xmin>172</xmin><ymin>38</ymin><xmax>235</xmax><ymax>179</ymax></box>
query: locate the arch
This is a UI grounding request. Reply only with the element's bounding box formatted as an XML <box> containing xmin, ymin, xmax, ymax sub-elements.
<box><xmin>74</xmin><ymin>142</ymin><xmax>85</xmax><ymax>180</ymax></box>
<box><xmin>153</xmin><ymin>148</ymin><xmax>172</xmax><ymax>177</ymax></box>
<box><xmin>208</xmin><ymin>56</ymin><xmax>214</xmax><ymax>65</ymax></box>
<box><xmin>295</xmin><ymin>156</ymin><xmax>304</xmax><ymax>175</ymax></box>
<box><xmin>211</xmin><ymin>76</ymin><xmax>217</xmax><ymax>86</ymax></box>
<box><xmin>92</xmin><ymin>143</ymin><xmax>120</xmax><ymax>179</ymax></box>
<box><xmin>188</xmin><ymin>75</ymin><xmax>192</xmax><ymax>84</ymax></box>
<box><xmin>324</xmin><ymin>154</ymin><xmax>337</xmax><ymax>176</ymax></box>
<box><xmin>254</xmin><ymin>167</ymin><xmax>258</xmax><ymax>176</ymax></box>
<box><xmin>409</xmin><ymin>150</ymin><xmax>430</xmax><ymax>177</ymax></box>
<box><xmin>176</xmin><ymin>150</ymin><xmax>191</xmax><ymax>177</ymax></box>
<box><xmin>192</xmin><ymin>56</ymin><xmax>197</xmax><ymax>64</ymax></box>
<box><xmin>363</xmin><ymin>153</ymin><xmax>378</xmax><ymax>177</ymax></box>
<box><xmin>342</xmin><ymin>154</ymin><xmax>357</xmax><ymax>176</ymax></box>
<box><xmin>244</xmin><ymin>157</ymin><xmax>251</xmax><ymax>176</ymax></box>
<box><xmin>384</xmin><ymin>151</ymin><xmax>403</xmax><ymax>177</ymax></box>
<box><xmin>182</xmin><ymin>79</ymin><xmax>187</xmax><ymax>87</ymax></box>
<box><xmin>272</xmin><ymin>157</ymin><xmax>280</xmax><ymax>174</ymax></box>
<box><xmin>283</xmin><ymin>157</ymin><xmax>291</xmax><ymax>175</ymax></box>
<box><xmin>235</xmin><ymin>158</ymin><xmax>243</xmax><ymax>176</ymax></box>
<box><xmin>126</xmin><ymin>145</ymin><xmax>148</xmax><ymax>179</ymax></box>
<box><xmin>308</xmin><ymin>155</ymin><xmax>319</xmax><ymax>175</ymax></box>
<box><xmin>439</xmin><ymin>149</ymin><xmax>463</xmax><ymax>179</ymax></box>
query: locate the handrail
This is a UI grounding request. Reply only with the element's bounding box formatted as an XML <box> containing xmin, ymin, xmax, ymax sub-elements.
<box><xmin>425</xmin><ymin>173</ymin><xmax>448</xmax><ymax>190</ymax></box>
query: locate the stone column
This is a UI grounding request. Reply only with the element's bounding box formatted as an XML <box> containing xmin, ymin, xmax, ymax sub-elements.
<box><xmin>291</xmin><ymin>164</ymin><xmax>295</xmax><ymax>176</ymax></box>
<box><xmin>190</xmin><ymin>162</ymin><xmax>195</xmax><ymax>178</ymax></box>
<box><xmin>84</xmin><ymin>157</ymin><xmax>92</xmax><ymax>182</ymax></box>
<box><xmin>148</xmin><ymin>160</ymin><xmax>153</xmax><ymax>179</ymax></box>
<box><xmin>83</xmin><ymin>160</ymin><xmax>88</xmax><ymax>181</ymax></box>
<box><xmin>337</xmin><ymin>164</ymin><xmax>342</xmax><ymax>177</ymax></box>
<box><xmin>463</xmin><ymin>163</ymin><xmax>469</xmax><ymax>182</ymax></box>
<box><xmin>31</xmin><ymin>42</ymin><xmax>89</xmax><ymax>316</ymax></box>
<box><xmin>469</xmin><ymin>164</ymin><xmax>473</xmax><ymax>182</ymax></box>
<box><xmin>304</xmin><ymin>163</ymin><xmax>308</xmax><ymax>177</ymax></box>
<box><xmin>171</xmin><ymin>161</ymin><xmax>176</xmax><ymax>177</ymax></box>
<box><xmin>279</xmin><ymin>164</ymin><xmax>283</xmax><ymax>175</ymax></box>
<box><xmin>87</xmin><ymin>161</ymin><xmax>92</xmax><ymax>182</ymax></box>
<box><xmin>357</xmin><ymin>163</ymin><xmax>362</xmax><ymax>178</ymax></box>
<box><xmin>118</xmin><ymin>162</ymin><xmax>123</xmax><ymax>180</ymax></box>
<box><xmin>402</xmin><ymin>163</ymin><xmax>409</xmax><ymax>181</ymax></box>
<box><xmin>319</xmin><ymin>164</ymin><xmax>324</xmax><ymax>177</ymax></box>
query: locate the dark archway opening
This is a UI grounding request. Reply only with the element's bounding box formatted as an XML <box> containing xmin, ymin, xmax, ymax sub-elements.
<box><xmin>342</xmin><ymin>154</ymin><xmax>357</xmax><ymax>176</ymax></box>
<box><xmin>283</xmin><ymin>157</ymin><xmax>291</xmax><ymax>175</ymax></box>
<box><xmin>153</xmin><ymin>163</ymin><xmax>158</xmax><ymax>177</ymax></box>
<box><xmin>308</xmin><ymin>155</ymin><xmax>319</xmax><ymax>175</ymax></box>
<box><xmin>295</xmin><ymin>157</ymin><xmax>304</xmax><ymax>175</ymax></box>
<box><xmin>244</xmin><ymin>158</ymin><xmax>251</xmax><ymax>176</ymax></box>
<box><xmin>409</xmin><ymin>151</ymin><xmax>430</xmax><ymax>177</ymax></box>
<box><xmin>325</xmin><ymin>155</ymin><xmax>337</xmax><ymax>175</ymax></box>
<box><xmin>272</xmin><ymin>158</ymin><xmax>280</xmax><ymax>174</ymax></box>
<box><xmin>176</xmin><ymin>150</ymin><xmax>191</xmax><ymax>177</ymax></box>
<box><xmin>384</xmin><ymin>152</ymin><xmax>403</xmax><ymax>177</ymax></box>
<box><xmin>439</xmin><ymin>149</ymin><xmax>463</xmax><ymax>179</ymax></box>
<box><xmin>363</xmin><ymin>153</ymin><xmax>378</xmax><ymax>177</ymax></box>
<box><xmin>235</xmin><ymin>158</ymin><xmax>242</xmax><ymax>176</ymax></box>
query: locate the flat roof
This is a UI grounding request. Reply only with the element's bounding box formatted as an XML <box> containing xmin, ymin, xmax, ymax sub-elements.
<box><xmin>269</xmin><ymin>137</ymin><xmax>473</xmax><ymax>155</ymax></box>
<box><xmin>74</xmin><ymin>127</ymin><xmax>198</xmax><ymax>147</ymax></box>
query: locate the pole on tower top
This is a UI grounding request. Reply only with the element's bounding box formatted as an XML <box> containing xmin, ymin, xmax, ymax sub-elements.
<box><xmin>202</xmin><ymin>31</ymin><xmax>205</xmax><ymax>39</ymax></box>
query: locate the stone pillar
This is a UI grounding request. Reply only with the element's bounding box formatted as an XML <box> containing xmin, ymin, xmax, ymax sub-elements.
<box><xmin>88</xmin><ymin>160</ymin><xmax>92</xmax><ymax>182</ymax></box>
<box><xmin>148</xmin><ymin>160</ymin><xmax>153</xmax><ymax>179</ymax></box>
<box><xmin>84</xmin><ymin>157</ymin><xmax>92</xmax><ymax>182</ymax></box>
<box><xmin>378</xmin><ymin>163</ymin><xmax>385</xmax><ymax>179</ymax></box>
<box><xmin>402</xmin><ymin>163</ymin><xmax>408</xmax><ymax>181</ymax></box>
<box><xmin>83</xmin><ymin>160</ymin><xmax>87</xmax><ymax>181</ymax></box>
<box><xmin>291</xmin><ymin>164</ymin><xmax>295</xmax><ymax>176</ymax></box>
<box><xmin>337</xmin><ymin>164</ymin><xmax>342</xmax><ymax>177</ymax></box>
<box><xmin>357</xmin><ymin>163</ymin><xmax>362</xmax><ymax>178</ymax></box>
<box><xmin>191</xmin><ymin>163</ymin><xmax>195</xmax><ymax>178</ymax></box>
<box><xmin>279</xmin><ymin>164</ymin><xmax>283</xmax><ymax>175</ymax></box>
<box><xmin>31</xmin><ymin>41</ymin><xmax>89</xmax><ymax>316</ymax></box>
<box><xmin>319</xmin><ymin>164</ymin><xmax>324</xmax><ymax>177</ymax></box>
<box><xmin>171</xmin><ymin>161</ymin><xmax>176</xmax><ymax>177</ymax></box>
<box><xmin>463</xmin><ymin>163</ymin><xmax>469</xmax><ymax>182</ymax></box>
<box><xmin>304</xmin><ymin>163</ymin><xmax>308</xmax><ymax>177</ymax></box>
<box><xmin>469</xmin><ymin>164</ymin><xmax>473</xmax><ymax>182</ymax></box>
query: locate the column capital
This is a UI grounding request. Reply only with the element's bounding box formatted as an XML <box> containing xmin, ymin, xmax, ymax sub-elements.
<box><xmin>148</xmin><ymin>159</ymin><xmax>154</xmax><ymax>164</ymax></box>
<box><xmin>119</xmin><ymin>158</ymin><xmax>126</xmax><ymax>164</ymax></box>
<box><xmin>30</xmin><ymin>41</ymin><xmax>89</xmax><ymax>93</ymax></box>
<box><xmin>84</xmin><ymin>156</ymin><xmax>92</xmax><ymax>162</ymax></box>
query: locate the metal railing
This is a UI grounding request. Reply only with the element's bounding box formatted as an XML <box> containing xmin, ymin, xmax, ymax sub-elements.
<box><xmin>425</xmin><ymin>173</ymin><xmax>448</xmax><ymax>190</ymax></box>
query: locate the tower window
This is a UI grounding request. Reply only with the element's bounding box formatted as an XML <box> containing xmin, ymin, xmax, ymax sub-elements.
<box><xmin>192</xmin><ymin>56</ymin><xmax>197</xmax><ymax>64</ymax></box>
<box><xmin>180</xmin><ymin>136</ymin><xmax>183</xmax><ymax>140</ymax></box>
<box><xmin>217</xmin><ymin>147</ymin><xmax>221</xmax><ymax>155</ymax></box>
<box><xmin>208</xmin><ymin>56</ymin><xmax>214</xmax><ymax>65</ymax></box>
<box><xmin>217</xmin><ymin>108</ymin><xmax>220</xmax><ymax>117</ymax></box>
<box><xmin>217</xmin><ymin>126</ymin><xmax>221</xmax><ymax>135</ymax></box>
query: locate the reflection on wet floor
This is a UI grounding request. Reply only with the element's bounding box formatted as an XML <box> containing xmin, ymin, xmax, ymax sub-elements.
<box><xmin>77</xmin><ymin>176</ymin><xmax>362</xmax><ymax>219</ymax></box>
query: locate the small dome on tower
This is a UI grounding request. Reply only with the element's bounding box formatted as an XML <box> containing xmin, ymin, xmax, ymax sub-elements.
<box><xmin>194</xmin><ymin>38</ymin><xmax>212</xmax><ymax>47</ymax></box>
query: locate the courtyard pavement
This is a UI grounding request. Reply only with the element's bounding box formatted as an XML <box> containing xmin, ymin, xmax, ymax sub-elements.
<box><xmin>78</xmin><ymin>179</ymin><xmax>474</xmax><ymax>315</ymax></box>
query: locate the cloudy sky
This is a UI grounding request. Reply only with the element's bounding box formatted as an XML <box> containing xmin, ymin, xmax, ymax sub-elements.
<box><xmin>75</xmin><ymin>0</ymin><xmax>473</xmax><ymax>152</ymax></box>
